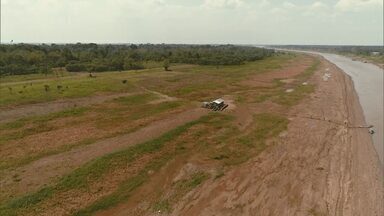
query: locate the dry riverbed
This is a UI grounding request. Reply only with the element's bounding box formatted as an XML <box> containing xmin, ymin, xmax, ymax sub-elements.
<box><xmin>0</xmin><ymin>54</ymin><xmax>382</xmax><ymax>216</ymax></box>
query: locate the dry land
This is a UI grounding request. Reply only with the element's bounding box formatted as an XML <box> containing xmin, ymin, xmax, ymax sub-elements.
<box><xmin>0</xmin><ymin>53</ymin><xmax>382</xmax><ymax>216</ymax></box>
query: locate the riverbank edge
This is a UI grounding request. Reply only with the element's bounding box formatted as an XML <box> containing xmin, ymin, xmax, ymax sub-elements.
<box><xmin>321</xmin><ymin>54</ymin><xmax>383</xmax><ymax>215</ymax></box>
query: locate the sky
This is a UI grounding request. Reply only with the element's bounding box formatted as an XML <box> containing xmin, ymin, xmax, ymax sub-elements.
<box><xmin>0</xmin><ymin>0</ymin><xmax>383</xmax><ymax>45</ymax></box>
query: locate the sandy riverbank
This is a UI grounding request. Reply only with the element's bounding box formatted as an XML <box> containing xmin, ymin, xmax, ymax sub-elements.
<box><xmin>94</xmin><ymin>55</ymin><xmax>383</xmax><ymax>216</ymax></box>
<box><xmin>167</xmin><ymin>56</ymin><xmax>384</xmax><ymax>215</ymax></box>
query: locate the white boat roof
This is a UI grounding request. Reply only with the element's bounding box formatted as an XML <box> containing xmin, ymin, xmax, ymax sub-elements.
<box><xmin>212</xmin><ymin>98</ymin><xmax>224</xmax><ymax>104</ymax></box>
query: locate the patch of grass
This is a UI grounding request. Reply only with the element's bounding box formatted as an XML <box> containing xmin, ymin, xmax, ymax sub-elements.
<box><xmin>0</xmin><ymin>138</ymin><xmax>97</xmax><ymax>171</ymax></box>
<box><xmin>0</xmin><ymin>107</ymin><xmax>89</xmax><ymax>145</ymax></box>
<box><xmin>250</xmin><ymin>113</ymin><xmax>289</xmax><ymax>141</ymax></box>
<box><xmin>0</xmin><ymin>115</ymin><xmax>214</xmax><ymax>215</ymax></box>
<box><xmin>57</xmin><ymin>126</ymin><xmax>181</xmax><ymax>191</ymax></box>
<box><xmin>212</xmin><ymin>113</ymin><xmax>288</xmax><ymax>166</ymax></box>
<box><xmin>74</xmin><ymin>174</ymin><xmax>147</xmax><ymax>216</ymax></box>
<box><xmin>0</xmin><ymin>98</ymin><xmax>183</xmax><ymax>171</ymax></box>
<box><xmin>0</xmin><ymin>107</ymin><xmax>88</xmax><ymax>131</ymax></box>
<box><xmin>254</xmin><ymin>58</ymin><xmax>319</xmax><ymax>106</ymax></box>
<box><xmin>35</xmin><ymin>107</ymin><xmax>89</xmax><ymax>123</ymax></box>
<box><xmin>142</xmin><ymin>61</ymin><xmax>163</xmax><ymax>69</ymax></box>
<box><xmin>308</xmin><ymin>207</ymin><xmax>326</xmax><ymax>216</ymax></box>
<box><xmin>296</xmin><ymin>59</ymin><xmax>320</xmax><ymax>80</ymax></box>
<box><xmin>0</xmin><ymin>123</ymin><xmax>54</xmax><ymax>145</ymax></box>
<box><xmin>0</xmin><ymin>187</ymin><xmax>54</xmax><ymax>216</ymax></box>
<box><xmin>254</xmin><ymin>91</ymin><xmax>276</xmax><ymax>103</ymax></box>
<box><xmin>128</xmin><ymin>101</ymin><xmax>184</xmax><ymax>121</ymax></box>
<box><xmin>273</xmin><ymin>84</ymin><xmax>315</xmax><ymax>106</ymax></box>
<box><xmin>74</xmin><ymin>153</ymin><xmax>173</xmax><ymax>216</ymax></box>
<box><xmin>0</xmin><ymin>75</ymin><xmax>138</xmax><ymax>107</ymax></box>
<box><xmin>152</xmin><ymin>199</ymin><xmax>171</xmax><ymax>213</ymax></box>
<box><xmin>176</xmin><ymin>172</ymin><xmax>209</xmax><ymax>190</ymax></box>
<box><xmin>0</xmin><ymin>119</ymin><xmax>29</xmax><ymax>130</ymax></box>
<box><xmin>214</xmin><ymin>167</ymin><xmax>225</xmax><ymax>179</ymax></box>
<box><xmin>154</xmin><ymin>171</ymin><xmax>209</xmax><ymax>213</ymax></box>
<box><xmin>0</xmin><ymin>71</ymin><xmax>75</xmax><ymax>83</ymax></box>
<box><xmin>113</xmin><ymin>93</ymin><xmax>158</xmax><ymax>105</ymax></box>
<box><xmin>94</xmin><ymin>100</ymin><xmax>185</xmax><ymax>129</ymax></box>
<box><xmin>138</xmin><ymin>54</ymin><xmax>296</xmax><ymax>102</ymax></box>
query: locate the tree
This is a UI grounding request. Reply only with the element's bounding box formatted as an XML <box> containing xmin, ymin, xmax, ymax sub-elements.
<box><xmin>163</xmin><ymin>59</ymin><xmax>170</xmax><ymax>71</ymax></box>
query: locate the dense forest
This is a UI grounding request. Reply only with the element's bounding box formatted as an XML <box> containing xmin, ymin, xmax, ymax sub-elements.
<box><xmin>0</xmin><ymin>44</ymin><xmax>274</xmax><ymax>76</ymax></box>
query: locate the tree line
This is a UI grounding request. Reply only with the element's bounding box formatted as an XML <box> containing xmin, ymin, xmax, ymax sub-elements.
<box><xmin>0</xmin><ymin>43</ymin><xmax>274</xmax><ymax>76</ymax></box>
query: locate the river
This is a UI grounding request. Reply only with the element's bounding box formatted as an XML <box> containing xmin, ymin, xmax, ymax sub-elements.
<box><xmin>318</xmin><ymin>53</ymin><xmax>383</xmax><ymax>164</ymax></box>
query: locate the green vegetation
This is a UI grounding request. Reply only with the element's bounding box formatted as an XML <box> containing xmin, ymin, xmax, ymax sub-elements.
<box><xmin>113</xmin><ymin>93</ymin><xmax>157</xmax><ymax>105</ymax></box>
<box><xmin>163</xmin><ymin>59</ymin><xmax>170</xmax><ymax>71</ymax></box>
<box><xmin>275</xmin><ymin>45</ymin><xmax>383</xmax><ymax>56</ymax></box>
<box><xmin>0</xmin><ymin>54</ymin><xmax>293</xmax><ymax>108</ymax></box>
<box><xmin>0</xmin><ymin>138</ymin><xmax>97</xmax><ymax>171</ymax></box>
<box><xmin>136</xmin><ymin>54</ymin><xmax>295</xmax><ymax>102</ymax></box>
<box><xmin>0</xmin><ymin>70</ymin><xmax>74</xmax><ymax>83</ymax></box>
<box><xmin>0</xmin><ymin>115</ymin><xmax>213</xmax><ymax>216</ymax></box>
<box><xmin>0</xmin><ymin>75</ymin><xmax>138</xmax><ymax>107</ymax></box>
<box><xmin>0</xmin><ymin>44</ymin><xmax>274</xmax><ymax>76</ymax></box>
<box><xmin>296</xmin><ymin>59</ymin><xmax>320</xmax><ymax>80</ymax></box>
<box><xmin>175</xmin><ymin>172</ymin><xmax>209</xmax><ymax>190</ymax></box>
<box><xmin>0</xmin><ymin>107</ymin><xmax>89</xmax><ymax>145</ymax></box>
<box><xmin>153</xmin><ymin>199</ymin><xmax>171</xmax><ymax>213</ymax></box>
<box><xmin>150</xmin><ymin>172</ymin><xmax>210</xmax><ymax>214</ymax></box>
<box><xmin>0</xmin><ymin>94</ymin><xmax>185</xmax><ymax>171</ymax></box>
<box><xmin>308</xmin><ymin>207</ymin><xmax>326</xmax><ymax>216</ymax></box>
<box><xmin>211</xmin><ymin>113</ymin><xmax>288</xmax><ymax>166</ymax></box>
<box><xmin>275</xmin><ymin>45</ymin><xmax>384</xmax><ymax>66</ymax></box>
<box><xmin>0</xmin><ymin>52</ymin><xmax>312</xmax><ymax>216</ymax></box>
<box><xmin>253</xmin><ymin>58</ymin><xmax>319</xmax><ymax>106</ymax></box>
<box><xmin>273</xmin><ymin>84</ymin><xmax>315</xmax><ymax>106</ymax></box>
<box><xmin>273</xmin><ymin>59</ymin><xmax>319</xmax><ymax>106</ymax></box>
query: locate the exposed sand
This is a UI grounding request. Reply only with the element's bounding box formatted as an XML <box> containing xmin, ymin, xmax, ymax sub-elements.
<box><xmin>1</xmin><ymin>55</ymin><xmax>382</xmax><ymax>215</ymax></box>
<box><xmin>167</xmin><ymin>56</ymin><xmax>383</xmax><ymax>216</ymax></box>
<box><xmin>0</xmin><ymin>108</ymin><xmax>208</xmax><ymax>202</ymax></box>
<box><xmin>98</xmin><ymin>56</ymin><xmax>383</xmax><ymax>216</ymax></box>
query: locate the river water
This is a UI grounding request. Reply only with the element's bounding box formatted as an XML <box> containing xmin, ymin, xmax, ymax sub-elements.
<box><xmin>271</xmin><ymin>48</ymin><xmax>383</xmax><ymax>163</ymax></box>
<box><xmin>318</xmin><ymin>53</ymin><xmax>383</xmax><ymax>164</ymax></box>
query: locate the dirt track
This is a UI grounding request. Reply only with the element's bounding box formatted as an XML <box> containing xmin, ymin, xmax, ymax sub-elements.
<box><xmin>0</xmin><ymin>108</ymin><xmax>208</xmax><ymax>201</ymax></box>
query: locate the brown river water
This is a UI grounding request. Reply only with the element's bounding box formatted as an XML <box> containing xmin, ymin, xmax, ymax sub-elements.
<box><xmin>319</xmin><ymin>53</ymin><xmax>383</xmax><ymax>164</ymax></box>
<box><xmin>272</xmin><ymin>48</ymin><xmax>383</xmax><ymax>164</ymax></box>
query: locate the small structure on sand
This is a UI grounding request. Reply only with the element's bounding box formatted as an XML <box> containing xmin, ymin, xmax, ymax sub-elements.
<box><xmin>202</xmin><ymin>98</ymin><xmax>228</xmax><ymax>111</ymax></box>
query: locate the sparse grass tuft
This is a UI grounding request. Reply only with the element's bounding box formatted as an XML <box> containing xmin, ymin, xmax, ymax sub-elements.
<box><xmin>0</xmin><ymin>75</ymin><xmax>138</xmax><ymax>107</ymax></box>
<box><xmin>113</xmin><ymin>93</ymin><xmax>157</xmax><ymax>105</ymax></box>
<box><xmin>308</xmin><ymin>207</ymin><xmax>326</xmax><ymax>216</ymax></box>
<box><xmin>176</xmin><ymin>172</ymin><xmax>209</xmax><ymax>190</ymax></box>
<box><xmin>1</xmin><ymin>187</ymin><xmax>54</xmax><ymax>216</ymax></box>
<box><xmin>273</xmin><ymin>84</ymin><xmax>315</xmax><ymax>106</ymax></box>
<box><xmin>211</xmin><ymin>113</ymin><xmax>288</xmax><ymax>166</ymax></box>
<box><xmin>253</xmin><ymin>58</ymin><xmax>319</xmax><ymax>106</ymax></box>
<box><xmin>152</xmin><ymin>199</ymin><xmax>171</xmax><ymax>213</ymax></box>
<box><xmin>0</xmin><ymin>107</ymin><xmax>89</xmax><ymax>145</ymax></box>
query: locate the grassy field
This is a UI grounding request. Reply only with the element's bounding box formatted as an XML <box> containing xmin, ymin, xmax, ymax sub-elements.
<box><xmin>0</xmin><ymin>53</ymin><xmax>320</xmax><ymax>215</ymax></box>
<box><xmin>0</xmin><ymin>55</ymin><xmax>293</xmax><ymax>108</ymax></box>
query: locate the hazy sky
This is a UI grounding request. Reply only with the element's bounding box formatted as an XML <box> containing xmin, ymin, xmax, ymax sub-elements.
<box><xmin>1</xmin><ymin>0</ymin><xmax>383</xmax><ymax>45</ymax></box>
